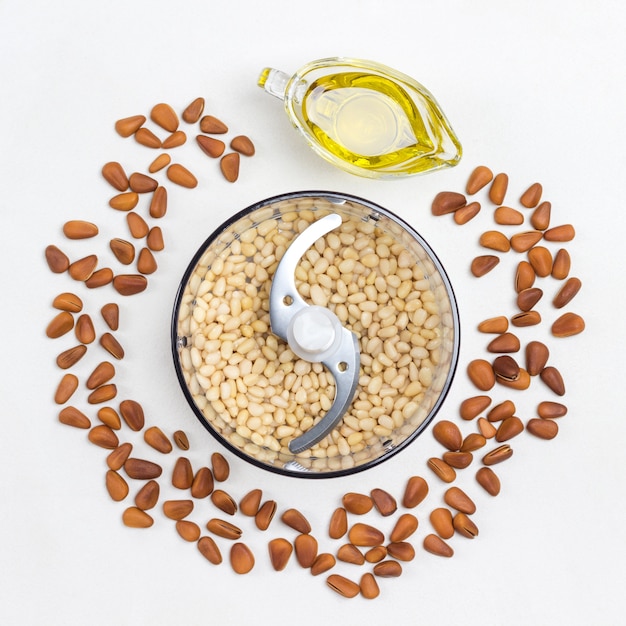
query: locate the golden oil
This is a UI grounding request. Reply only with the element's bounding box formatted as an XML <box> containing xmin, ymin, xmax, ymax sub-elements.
<box><xmin>259</xmin><ymin>59</ymin><xmax>462</xmax><ymax>179</ymax></box>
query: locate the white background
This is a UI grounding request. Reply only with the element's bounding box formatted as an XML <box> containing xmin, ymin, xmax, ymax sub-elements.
<box><xmin>1</xmin><ymin>1</ymin><xmax>625</xmax><ymax>624</ymax></box>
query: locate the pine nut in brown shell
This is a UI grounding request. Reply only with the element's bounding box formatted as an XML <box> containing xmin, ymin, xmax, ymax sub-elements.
<box><xmin>281</xmin><ymin>508</ymin><xmax>311</xmax><ymax>534</ymax></box>
<box><xmin>45</xmin><ymin>244</ymin><xmax>70</xmax><ymax>273</ymax></box>
<box><xmin>197</xmin><ymin>536</ymin><xmax>222</xmax><ymax>565</ymax></box>
<box><xmin>444</xmin><ymin>487</ymin><xmax>476</xmax><ymax>515</ymax></box>
<box><xmin>471</xmin><ymin>254</ymin><xmax>499</xmax><ymax>277</ymax></box>
<box><xmin>182</xmin><ymin>97</ymin><xmax>205</xmax><ymax>124</ymax></box>
<box><xmin>220</xmin><ymin>153</ymin><xmax>240</xmax><ymax>182</ymax></box>
<box><xmin>129</xmin><ymin>172</ymin><xmax>158</xmax><ymax>193</ymax></box>
<box><xmin>496</xmin><ymin>368</ymin><xmax>531</xmax><ymax>390</ymax></box>
<box><xmin>551</xmin><ymin>312</ymin><xmax>585</xmax><ymax>337</ymax></box>
<box><xmin>124</xmin><ymin>458</ymin><xmax>162</xmax><ymax>480</ymax></box>
<box><xmin>106</xmin><ymin>443</ymin><xmax>132</xmax><ymax>470</ymax></box>
<box><xmin>337</xmin><ymin>543</ymin><xmax>365</xmax><ymax>565</ymax></box>
<box><xmin>206</xmin><ymin>518</ymin><xmax>242</xmax><ymax>540</ymax></box>
<box><xmin>537</xmin><ymin>401</ymin><xmax>568</xmax><ymax>419</ymax></box>
<box><xmin>525</xmin><ymin>341</ymin><xmax>550</xmax><ymax>376</ymax></box>
<box><xmin>530</xmin><ymin>201</ymin><xmax>551</xmax><ymax>230</ymax></box>
<box><xmin>112</xmin><ymin>274</ymin><xmax>147</xmax><ymax>296</ymax></box>
<box><xmin>373</xmin><ymin>560</ymin><xmax>402</xmax><ymax>578</ymax></box>
<box><xmin>453</xmin><ymin>201</ymin><xmax>481</xmax><ymax>224</ymax></box>
<box><xmin>134</xmin><ymin>127</ymin><xmax>162</xmax><ymax>149</ymax></box>
<box><xmin>359</xmin><ymin>573</ymin><xmax>380</xmax><ymax>600</ymax></box>
<box><xmin>100</xmin><ymin>332</ymin><xmax>124</xmax><ymax>360</ymax></box>
<box><xmin>370</xmin><ymin>488</ymin><xmax>397</xmax><ymax>516</ymax></box>
<box><xmin>239</xmin><ymin>488</ymin><xmax>262</xmax><ymax>516</ymax></box>
<box><xmin>148</xmin><ymin>153</ymin><xmax>171</xmax><ymax>173</ymax></box>
<box><xmin>97</xmin><ymin>407</ymin><xmax>121</xmax><ymax>430</ymax></box>
<box><xmin>544</xmin><ymin>224</ymin><xmax>575</xmax><ymax>242</ymax></box>
<box><xmin>86</xmin><ymin>361</ymin><xmax>115</xmax><ymax>390</ymax></box>
<box><xmin>85</xmin><ymin>268</ymin><xmax>113</xmax><ymax>289</ymax></box>
<box><xmin>478</xmin><ymin>316</ymin><xmax>509</xmax><ymax>334</ymax></box>
<box><xmin>53</xmin><ymin>292</ymin><xmax>83</xmax><ymax>313</ymax></box>
<box><xmin>106</xmin><ymin>470</ymin><xmax>129</xmax><ymax>501</ymax></box>
<box><xmin>551</xmin><ymin>248</ymin><xmax>571</xmax><ymax>279</ymax></box>
<box><xmin>311</xmin><ymin>554</ymin><xmax>336</xmax><ymax>578</ymax></box>
<box><xmin>109</xmin><ymin>191</ymin><xmax>139</xmax><ymax>211</ymax></box>
<box><xmin>528</xmin><ymin>246</ymin><xmax>553</xmax><ymax>277</ymax></box>
<box><xmin>50</xmin><ymin>342</ymin><xmax>77</xmax><ymax>377</ymax></box>
<box><xmin>460</xmin><ymin>433</ymin><xmax>486</xmax><ymax>453</ymax></box>
<box><xmin>349</xmin><ymin>522</ymin><xmax>385</xmax><ymax>546</ymax></box>
<box><xmin>386</xmin><ymin>542</ymin><xmax>415</xmax><ymax>562</ymax></box>
<box><xmin>459</xmin><ymin>395</ymin><xmax>492</xmax><ymax>420</ymax></box>
<box><xmin>101</xmin><ymin>303</ymin><xmax>119</xmax><ymax>331</ymax></box>
<box><xmin>268</xmin><ymin>538</ymin><xmax>293</xmax><ymax>571</ymax></box>
<box><xmin>466</xmin><ymin>165</ymin><xmax>493</xmax><ymax>194</ymax></box>
<box><xmin>143</xmin><ymin>426</ymin><xmax>172</xmax><ymax>454</ymax></box>
<box><xmin>255</xmin><ymin>500</ymin><xmax>277</xmax><ymax>530</ymax></box>
<box><xmin>516</xmin><ymin>288</ymin><xmax>543</xmax><ymax>312</ymax></box>
<box><xmin>119</xmin><ymin>399</ymin><xmax>144</xmax><ymax>430</ymax></box>
<box><xmin>63</xmin><ymin>220</ymin><xmax>98</xmax><ymax>239</ymax></box>
<box><xmin>487</xmin><ymin>399</ymin><xmax>516</xmax><ymax>422</ymax></box>
<box><xmin>173</xmin><ymin>430</ymin><xmax>189</xmax><ymax>451</ymax></box>
<box><xmin>430</xmin><ymin>507</ymin><xmax>454</xmax><ymax>539</ymax></box>
<box><xmin>402</xmin><ymin>476</ymin><xmax>429</xmax><ymax>508</ymax></box>
<box><xmin>230</xmin><ymin>543</ymin><xmax>255</xmax><ymax>574</ymax></box>
<box><xmin>200</xmin><ymin>115</ymin><xmax>228</xmax><ymax>134</ymax></box>
<box><xmin>68</xmin><ymin>255</ymin><xmax>98</xmax><ymax>282</ymax></box>
<box><xmin>172</xmin><ymin>457</ymin><xmax>194</xmax><ymax>490</ymax></box>
<box><xmin>176</xmin><ymin>520</ymin><xmax>201</xmax><ymax>542</ymax></box>
<box><xmin>427</xmin><ymin>457</ymin><xmax>456</xmax><ymax>483</ymax></box>
<box><xmin>487</xmin><ymin>332</ymin><xmax>520</xmax><ymax>353</ymax></box>
<box><xmin>87</xmin><ymin>384</ymin><xmax>117</xmax><ymax>405</ymax></box>
<box><xmin>134</xmin><ymin>480</ymin><xmax>160</xmax><ymax>510</ymax></box>
<box><xmin>494</xmin><ymin>206</ymin><xmax>524</xmax><ymax>225</ymax></box>
<box><xmin>326</xmin><ymin>574</ymin><xmax>360</xmax><ymax>598</ymax></box>
<box><xmin>211</xmin><ymin>452</ymin><xmax>230</xmax><ymax>482</ymax></box>
<box><xmin>511</xmin><ymin>311</ymin><xmax>541</xmax><ymax>328</ymax></box>
<box><xmin>479</xmin><ymin>230</ymin><xmax>510</xmax><ymax>252</ymax></box>
<box><xmin>137</xmin><ymin>248</ymin><xmax>157</xmax><ymax>274</ymax></box>
<box><xmin>443</xmin><ymin>451</ymin><xmax>473</xmax><ymax>469</ymax></box>
<box><xmin>423</xmin><ymin>533</ymin><xmax>454</xmax><ymax>557</ymax></box>
<box><xmin>476</xmin><ymin>466</ymin><xmax>501</xmax><ymax>495</ymax></box>
<box><xmin>492</xmin><ymin>355</ymin><xmax>520</xmax><ymax>382</ymax></box>
<box><xmin>432</xmin><ymin>420</ymin><xmax>462</xmax><ymax>451</ymax></box>
<box><xmin>489</xmin><ymin>172</ymin><xmax>508</xmax><ymax>204</ymax></box>
<box><xmin>540</xmin><ymin>366</ymin><xmax>566</xmax><ymax>395</ymax></box>
<box><xmin>453</xmin><ymin>513</ymin><xmax>479</xmax><ymax>539</ymax></box>
<box><xmin>510</xmin><ymin>230</ymin><xmax>543</xmax><ymax>253</ymax></box>
<box><xmin>553</xmin><ymin>277</ymin><xmax>582</xmax><ymax>309</ymax></box>
<box><xmin>162</xmin><ymin>130</ymin><xmax>187</xmax><ymax>149</ymax></box>
<box><xmin>467</xmin><ymin>359</ymin><xmax>495</xmax><ymax>390</ymax></box>
<box><xmin>163</xmin><ymin>499</ymin><xmax>194</xmax><ymax>520</ymax></box>
<box><xmin>527</xmin><ymin>418</ymin><xmax>559</xmax><ymax>440</ymax></box>
<box><xmin>59</xmin><ymin>406</ymin><xmax>91</xmax><ymax>429</ymax></box>
<box><xmin>147</xmin><ymin>226</ymin><xmax>164</xmax><ymax>251</ymax></box>
<box><xmin>88</xmin><ymin>424</ymin><xmax>119</xmax><ymax>449</ymax></box>
<box><xmin>515</xmin><ymin>260</ymin><xmax>536</xmax><ymax>292</ymax></box>
<box><xmin>75</xmin><ymin>314</ymin><xmax>96</xmax><ymax>344</ymax></box>
<box><xmin>482</xmin><ymin>444</ymin><xmax>513</xmax><ymax>466</ymax></box>
<box><xmin>365</xmin><ymin>546</ymin><xmax>388</xmax><ymax>563</ymax></box>
<box><xmin>328</xmin><ymin>507</ymin><xmax>348</xmax><ymax>538</ymax></box>
<box><xmin>495</xmin><ymin>416</ymin><xmax>524</xmax><ymax>442</ymax></box>
<box><xmin>54</xmin><ymin>373</ymin><xmax>79</xmax><ymax>404</ymax></box>
<box><xmin>196</xmin><ymin>134</ymin><xmax>225</xmax><ymax>158</ymax></box>
<box><xmin>294</xmin><ymin>533</ymin><xmax>318</xmax><ymax>567</ymax></box>
<box><xmin>149</xmin><ymin>186</ymin><xmax>167</xmax><ymax>219</ymax></box>
<box><xmin>230</xmin><ymin>135</ymin><xmax>255</xmax><ymax>156</ymax></box>
<box><xmin>191</xmin><ymin>467</ymin><xmax>214</xmax><ymax>499</ymax></box>
<box><xmin>167</xmin><ymin>163</ymin><xmax>198</xmax><ymax>188</ymax></box>
<box><xmin>431</xmin><ymin>191</ymin><xmax>466</xmax><ymax>216</ymax></box>
<box><xmin>122</xmin><ymin>507</ymin><xmax>153</xmax><ymax>528</ymax></box>
<box><xmin>114</xmin><ymin>115</ymin><xmax>145</xmax><ymax>137</ymax></box>
<box><xmin>102</xmin><ymin>161</ymin><xmax>129</xmax><ymax>190</ymax></box>
<box><xmin>519</xmin><ymin>182</ymin><xmax>542</xmax><ymax>208</ymax></box>
<box><xmin>390</xmin><ymin>513</ymin><xmax>418</xmax><ymax>542</ymax></box>
<box><xmin>342</xmin><ymin>492</ymin><xmax>373</xmax><ymax>515</ymax></box>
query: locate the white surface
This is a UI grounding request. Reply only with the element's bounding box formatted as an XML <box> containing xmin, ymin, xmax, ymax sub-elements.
<box><xmin>1</xmin><ymin>1</ymin><xmax>625</xmax><ymax>625</ymax></box>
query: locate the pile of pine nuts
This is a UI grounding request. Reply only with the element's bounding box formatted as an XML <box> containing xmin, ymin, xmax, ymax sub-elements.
<box><xmin>175</xmin><ymin>197</ymin><xmax>458</xmax><ymax>473</ymax></box>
